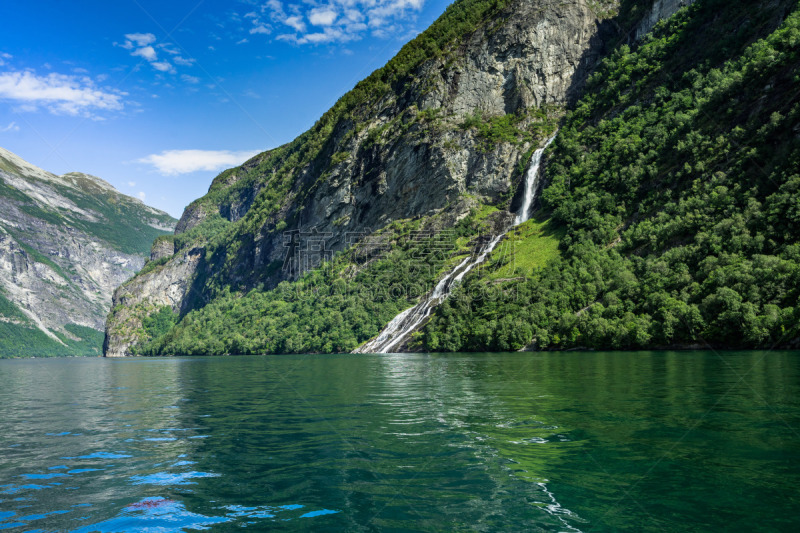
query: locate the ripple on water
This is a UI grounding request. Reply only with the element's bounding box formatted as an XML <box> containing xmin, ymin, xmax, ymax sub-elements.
<box><xmin>71</xmin><ymin>498</ymin><xmax>227</xmax><ymax>533</ymax></box>
<box><xmin>0</xmin><ymin>484</ymin><xmax>49</xmax><ymax>495</ymax></box>
<box><xmin>20</xmin><ymin>473</ymin><xmax>68</xmax><ymax>480</ymax></box>
<box><xmin>130</xmin><ymin>471</ymin><xmax>220</xmax><ymax>485</ymax></box>
<box><xmin>67</xmin><ymin>498</ymin><xmax>341</xmax><ymax>532</ymax></box>
<box><xmin>67</xmin><ymin>452</ymin><xmax>132</xmax><ymax>460</ymax></box>
<box><xmin>0</xmin><ymin>509</ymin><xmax>72</xmax><ymax>531</ymax></box>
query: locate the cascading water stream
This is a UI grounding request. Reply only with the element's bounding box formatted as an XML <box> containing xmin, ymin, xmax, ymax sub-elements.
<box><xmin>355</xmin><ymin>133</ymin><xmax>557</xmax><ymax>354</ymax></box>
<box><xmin>515</xmin><ymin>134</ymin><xmax>557</xmax><ymax>225</ymax></box>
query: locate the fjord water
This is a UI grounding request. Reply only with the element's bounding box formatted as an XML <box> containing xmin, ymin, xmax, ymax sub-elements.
<box><xmin>1</xmin><ymin>353</ymin><xmax>799</xmax><ymax>532</ymax></box>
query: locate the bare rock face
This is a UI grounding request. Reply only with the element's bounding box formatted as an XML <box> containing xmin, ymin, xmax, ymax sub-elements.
<box><xmin>421</xmin><ymin>0</ymin><xmax>606</xmax><ymax>114</ymax></box>
<box><xmin>104</xmin><ymin>247</ymin><xmax>202</xmax><ymax>357</ymax></box>
<box><xmin>175</xmin><ymin>202</ymin><xmax>208</xmax><ymax>234</ymax></box>
<box><xmin>0</xmin><ymin>147</ymin><xmax>175</xmax><ymax>356</ymax></box>
<box><xmin>150</xmin><ymin>239</ymin><xmax>175</xmax><ymax>262</ymax></box>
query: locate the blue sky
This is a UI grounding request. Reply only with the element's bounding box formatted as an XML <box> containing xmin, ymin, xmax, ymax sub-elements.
<box><xmin>0</xmin><ymin>0</ymin><xmax>452</xmax><ymax>218</ymax></box>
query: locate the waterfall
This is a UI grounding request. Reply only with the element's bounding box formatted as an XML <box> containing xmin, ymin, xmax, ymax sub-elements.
<box><xmin>353</xmin><ymin>238</ymin><xmax>503</xmax><ymax>354</ymax></box>
<box><xmin>515</xmin><ymin>134</ymin><xmax>557</xmax><ymax>225</ymax></box>
<box><xmin>355</xmin><ymin>133</ymin><xmax>557</xmax><ymax>354</ymax></box>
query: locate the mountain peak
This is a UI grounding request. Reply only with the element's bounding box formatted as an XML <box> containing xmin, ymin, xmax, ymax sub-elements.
<box><xmin>0</xmin><ymin>147</ymin><xmax>177</xmax><ymax>358</ymax></box>
<box><xmin>0</xmin><ymin>146</ymin><xmax>58</xmax><ymax>183</ymax></box>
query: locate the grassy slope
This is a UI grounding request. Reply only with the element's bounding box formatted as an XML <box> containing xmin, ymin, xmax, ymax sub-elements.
<box><xmin>422</xmin><ymin>0</ymin><xmax>800</xmax><ymax>351</ymax></box>
<box><xmin>485</xmin><ymin>217</ymin><xmax>565</xmax><ymax>280</ymax></box>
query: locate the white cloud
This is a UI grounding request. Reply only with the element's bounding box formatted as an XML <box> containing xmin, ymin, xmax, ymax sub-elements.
<box><xmin>236</xmin><ymin>38</ymin><xmax>249</xmax><ymax>45</ymax></box>
<box><xmin>1</xmin><ymin>122</ymin><xmax>20</xmax><ymax>132</ymax></box>
<box><xmin>131</xmin><ymin>45</ymin><xmax>157</xmax><ymax>61</ymax></box>
<box><xmin>250</xmin><ymin>23</ymin><xmax>271</xmax><ymax>35</ymax></box>
<box><xmin>128</xmin><ymin>181</ymin><xmax>136</xmax><ymax>187</ymax></box>
<box><xmin>344</xmin><ymin>9</ymin><xmax>364</xmax><ymax>22</ymax></box>
<box><xmin>117</xmin><ymin>32</ymin><xmax>196</xmax><ymax>75</ymax></box>
<box><xmin>118</xmin><ymin>33</ymin><xmax>166</xmax><ymax>71</ymax></box>
<box><xmin>0</xmin><ymin>70</ymin><xmax>124</xmax><ymax>117</ymax></box>
<box><xmin>281</xmin><ymin>27</ymin><xmax>351</xmax><ymax>45</ymax></box>
<box><xmin>309</xmin><ymin>8</ymin><xmax>338</xmax><ymax>26</ymax></box>
<box><xmin>138</xmin><ymin>191</ymin><xmax>146</xmax><ymax>201</ymax></box>
<box><xmin>137</xmin><ymin>149</ymin><xmax>261</xmax><ymax>175</ymax></box>
<box><xmin>284</xmin><ymin>15</ymin><xmax>306</xmax><ymax>32</ymax></box>
<box><xmin>181</xmin><ymin>74</ymin><xmax>200</xmax><ymax>84</ymax></box>
<box><xmin>125</xmin><ymin>33</ymin><xmax>156</xmax><ymax>47</ymax></box>
<box><xmin>158</xmin><ymin>44</ymin><xmax>181</xmax><ymax>55</ymax></box>
<box><xmin>173</xmin><ymin>56</ymin><xmax>195</xmax><ymax>66</ymax></box>
<box><xmin>252</xmin><ymin>0</ymin><xmax>427</xmax><ymax>45</ymax></box>
<box><xmin>151</xmin><ymin>61</ymin><xmax>174</xmax><ymax>73</ymax></box>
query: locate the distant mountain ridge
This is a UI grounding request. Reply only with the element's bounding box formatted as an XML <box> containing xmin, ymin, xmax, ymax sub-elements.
<box><xmin>0</xmin><ymin>147</ymin><xmax>176</xmax><ymax>357</ymax></box>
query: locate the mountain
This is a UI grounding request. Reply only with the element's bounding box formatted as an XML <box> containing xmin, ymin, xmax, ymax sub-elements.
<box><xmin>0</xmin><ymin>147</ymin><xmax>176</xmax><ymax>357</ymax></box>
<box><xmin>105</xmin><ymin>0</ymin><xmax>800</xmax><ymax>356</ymax></box>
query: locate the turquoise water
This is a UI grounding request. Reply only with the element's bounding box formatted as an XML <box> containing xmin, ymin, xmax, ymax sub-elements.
<box><xmin>0</xmin><ymin>352</ymin><xmax>799</xmax><ymax>531</ymax></box>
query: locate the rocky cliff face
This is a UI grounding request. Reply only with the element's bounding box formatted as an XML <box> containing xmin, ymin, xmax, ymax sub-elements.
<box><xmin>105</xmin><ymin>0</ymin><xmax>702</xmax><ymax>356</ymax></box>
<box><xmin>294</xmin><ymin>0</ymin><xmax>607</xmax><ymax>245</ymax></box>
<box><xmin>0</xmin><ymin>147</ymin><xmax>175</xmax><ymax>357</ymax></box>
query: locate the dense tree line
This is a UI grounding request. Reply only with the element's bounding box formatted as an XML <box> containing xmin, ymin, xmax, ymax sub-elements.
<box><xmin>135</xmin><ymin>213</ymin><xmax>493</xmax><ymax>355</ymax></box>
<box><xmin>421</xmin><ymin>0</ymin><xmax>800</xmax><ymax>351</ymax></box>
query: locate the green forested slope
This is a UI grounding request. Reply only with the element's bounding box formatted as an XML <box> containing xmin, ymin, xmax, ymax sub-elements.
<box><xmin>113</xmin><ymin>0</ymin><xmax>800</xmax><ymax>355</ymax></box>
<box><xmin>125</xmin><ymin>205</ymin><xmax>514</xmax><ymax>355</ymax></box>
<box><xmin>422</xmin><ymin>0</ymin><xmax>800</xmax><ymax>350</ymax></box>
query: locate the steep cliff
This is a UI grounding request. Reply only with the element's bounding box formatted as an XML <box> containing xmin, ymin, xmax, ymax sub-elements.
<box><xmin>107</xmin><ymin>0</ymin><xmax>621</xmax><ymax>356</ymax></box>
<box><xmin>0</xmin><ymin>148</ymin><xmax>176</xmax><ymax>357</ymax></box>
<box><xmin>106</xmin><ymin>0</ymin><xmax>798</xmax><ymax>355</ymax></box>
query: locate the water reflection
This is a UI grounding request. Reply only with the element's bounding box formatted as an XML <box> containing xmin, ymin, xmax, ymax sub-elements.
<box><xmin>373</xmin><ymin>353</ymin><xmax>585</xmax><ymax>531</ymax></box>
<box><xmin>0</xmin><ymin>352</ymin><xmax>799</xmax><ymax>532</ymax></box>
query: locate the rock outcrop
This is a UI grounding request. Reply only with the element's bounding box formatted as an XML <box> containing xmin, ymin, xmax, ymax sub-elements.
<box><xmin>634</xmin><ymin>0</ymin><xmax>697</xmax><ymax>40</ymax></box>
<box><xmin>103</xmin><ymin>246</ymin><xmax>202</xmax><ymax>357</ymax></box>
